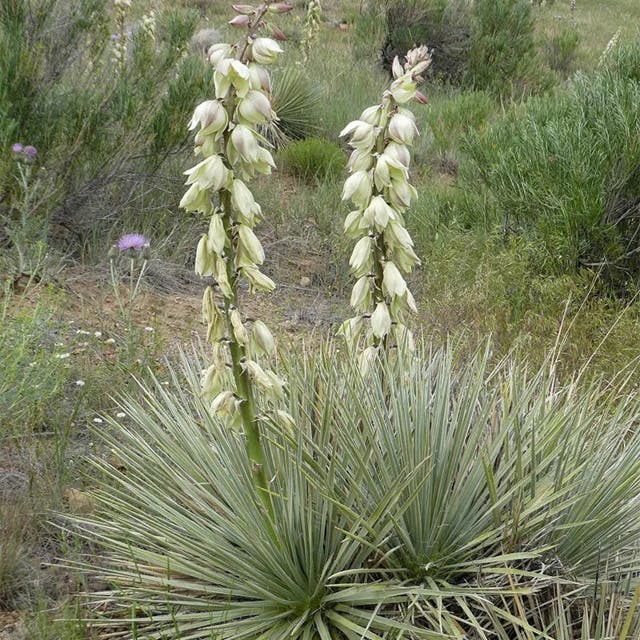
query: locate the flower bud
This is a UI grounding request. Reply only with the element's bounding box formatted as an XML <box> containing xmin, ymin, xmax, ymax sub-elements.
<box><xmin>374</xmin><ymin>153</ymin><xmax>407</xmax><ymax>190</ymax></box>
<box><xmin>208</xmin><ymin>43</ymin><xmax>232</xmax><ymax>67</ymax></box>
<box><xmin>179</xmin><ymin>183</ymin><xmax>213</xmax><ymax>214</ymax></box>
<box><xmin>382</xmin><ymin>261</ymin><xmax>407</xmax><ymax>298</ymax></box>
<box><xmin>388</xmin><ymin>112</ymin><xmax>418</xmax><ymax>145</ymax></box>
<box><xmin>232</xmin><ymin>4</ymin><xmax>255</xmax><ymax>14</ymax></box>
<box><xmin>358</xmin><ymin>345</ymin><xmax>378</xmax><ymax>377</ymax></box>
<box><xmin>230</xmin><ymin>308</ymin><xmax>249</xmax><ymax>345</ymax></box>
<box><xmin>201</xmin><ymin>364</ymin><xmax>223</xmax><ymax>399</ymax></box>
<box><xmin>384</xmin><ymin>141</ymin><xmax>411</xmax><ymax>168</ymax></box>
<box><xmin>340</xmin><ymin>120</ymin><xmax>376</xmax><ymax>152</ymax></box>
<box><xmin>349</xmin><ymin>236</ymin><xmax>374</xmax><ymax>277</ymax></box>
<box><xmin>268</xmin><ymin>2</ymin><xmax>293</xmax><ymax>13</ymax></box>
<box><xmin>213</xmin><ymin>255</ymin><xmax>233</xmax><ymax>297</ymax></box>
<box><xmin>337</xmin><ymin>316</ymin><xmax>364</xmax><ymax>347</ymax></box>
<box><xmin>195</xmin><ymin>235</ymin><xmax>215</xmax><ymax>276</ymax></box>
<box><xmin>270</xmin><ymin>25</ymin><xmax>288</xmax><ymax>42</ymax></box>
<box><xmin>237</xmin><ymin>90</ymin><xmax>274</xmax><ymax>124</ymax></box>
<box><xmin>211</xmin><ymin>390</ymin><xmax>238</xmax><ymax>417</ymax></box>
<box><xmin>248</xmin><ymin>63</ymin><xmax>271</xmax><ymax>92</ymax></box>
<box><xmin>229</xmin><ymin>14</ymin><xmax>251</xmax><ymax>27</ymax></box>
<box><xmin>347</xmin><ymin>148</ymin><xmax>373</xmax><ymax>172</ymax></box>
<box><xmin>241</xmin><ymin>266</ymin><xmax>275</xmax><ymax>293</ymax></box>
<box><xmin>184</xmin><ymin>155</ymin><xmax>229</xmax><ymax>191</ymax></box>
<box><xmin>230</xmin><ymin>124</ymin><xmax>260</xmax><ymax>163</ymax></box>
<box><xmin>207</xmin><ymin>213</ymin><xmax>226</xmax><ymax>254</ymax></box>
<box><xmin>251</xmin><ymin>320</ymin><xmax>275</xmax><ymax>355</ymax></box>
<box><xmin>387</xmin><ymin>179</ymin><xmax>417</xmax><ymax>211</ymax></box>
<box><xmin>371</xmin><ymin>302</ymin><xmax>391</xmax><ymax>339</ymax></box>
<box><xmin>360</xmin><ymin>105</ymin><xmax>382</xmax><ymax>126</ymax></box>
<box><xmin>391</xmin><ymin>56</ymin><xmax>404</xmax><ymax>80</ymax></box>
<box><xmin>389</xmin><ymin>75</ymin><xmax>417</xmax><ymax>104</ymax></box>
<box><xmin>350</xmin><ymin>276</ymin><xmax>372</xmax><ymax>312</ymax></box>
<box><xmin>342</xmin><ymin>170</ymin><xmax>372</xmax><ymax>208</ymax></box>
<box><xmin>188</xmin><ymin>100</ymin><xmax>228</xmax><ymax>137</ymax></box>
<box><xmin>343</xmin><ymin>210</ymin><xmax>365</xmax><ymax>238</ymax></box>
<box><xmin>237</xmin><ymin>224</ymin><xmax>265</xmax><ymax>266</ymax></box>
<box><xmin>363</xmin><ymin>195</ymin><xmax>397</xmax><ymax>230</ymax></box>
<box><xmin>249</xmin><ymin>37</ymin><xmax>283</xmax><ymax>65</ymax></box>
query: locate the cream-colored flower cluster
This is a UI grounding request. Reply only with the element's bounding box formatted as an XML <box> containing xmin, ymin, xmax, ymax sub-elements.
<box><xmin>112</xmin><ymin>0</ymin><xmax>132</xmax><ymax>71</ymax></box>
<box><xmin>339</xmin><ymin>46</ymin><xmax>431</xmax><ymax>371</ymax></box>
<box><xmin>180</xmin><ymin>2</ymin><xmax>291</xmax><ymax>428</ymax></box>
<box><xmin>301</xmin><ymin>0</ymin><xmax>321</xmax><ymax>62</ymax></box>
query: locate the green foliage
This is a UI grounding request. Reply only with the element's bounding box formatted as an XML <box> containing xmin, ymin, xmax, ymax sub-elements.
<box><xmin>465</xmin><ymin>0</ymin><xmax>541</xmax><ymax>94</ymax></box>
<box><xmin>462</xmin><ymin>52</ymin><xmax>640</xmax><ymax>289</ymax></box>
<box><xmin>70</xmin><ymin>343</ymin><xmax>640</xmax><ymax>638</ymax></box>
<box><xmin>266</xmin><ymin>66</ymin><xmax>322</xmax><ymax>147</ymax></box>
<box><xmin>545</xmin><ymin>25</ymin><xmax>580</xmax><ymax>76</ymax></box>
<box><xmin>279</xmin><ymin>137</ymin><xmax>345</xmax><ymax>181</ymax></box>
<box><xmin>0</xmin><ymin>0</ymin><xmax>206</xmax><ymax>250</ymax></box>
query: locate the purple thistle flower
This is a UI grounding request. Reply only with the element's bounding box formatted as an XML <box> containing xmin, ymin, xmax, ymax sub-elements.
<box><xmin>23</xmin><ymin>145</ymin><xmax>37</xmax><ymax>160</ymax></box>
<box><xmin>117</xmin><ymin>233</ymin><xmax>150</xmax><ymax>251</ymax></box>
<box><xmin>12</xmin><ymin>143</ymin><xmax>24</xmax><ymax>154</ymax></box>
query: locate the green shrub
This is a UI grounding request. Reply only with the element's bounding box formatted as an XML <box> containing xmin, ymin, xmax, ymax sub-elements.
<box><xmin>465</xmin><ymin>0</ymin><xmax>542</xmax><ymax>95</ymax></box>
<box><xmin>0</xmin><ymin>0</ymin><xmax>207</xmax><ymax>251</ymax></box>
<box><xmin>279</xmin><ymin>137</ymin><xmax>345</xmax><ymax>181</ymax></box>
<box><xmin>71</xmin><ymin>343</ymin><xmax>640</xmax><ymax>638</ymax></box>
<box><xmin>545</xmin><ymin>25</ymin><xmax>580</xmax><ymax>76</ymax></box>
<box><xmin>379</xmin><ymin>0</ymin><xmax>471</xmax><ymax>82</ymax></box>
<box><xmin>462</xmin><ymin>54</ymin><xmax>640</xmax><ymax>289</ymax></box>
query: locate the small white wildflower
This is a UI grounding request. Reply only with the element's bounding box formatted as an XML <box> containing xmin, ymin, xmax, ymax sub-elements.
<box><xmin>105</xmin><ymin>338</ymin><xmax>116</xmax><ymax>344</ymax></box>
<box><xmin>116</xmin><ymin>412</ymin><xmax>126</xmax><ymax>418</ymax></box>
<box><xmin>55</xmin><ymin>353</ymin><xmax>71</xmax><ymax>359</ymax></box>
<box><xmin>93</xmin><ymin>417</ymin><xmax>104</xmax><ymax>424</ymax></box>
<box><xmin>144</xmin><ymin>326</ymin><xmax>154</xmax><ymax>332</ymax></box>
<box><xmin>94</xmin><ymin>331</ymin><xmax>102</xmax><ymax>338</ymax></box>
<box><xmin>75</xmin><ymin>380</ymin><xmax>85</xmax><ymax>387</ymax></box>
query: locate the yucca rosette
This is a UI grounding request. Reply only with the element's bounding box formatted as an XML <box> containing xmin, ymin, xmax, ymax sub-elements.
<box><xmin>339</xmin><ymin>46</ymin><xmax>431</xmax><ymax>372</ymax></box>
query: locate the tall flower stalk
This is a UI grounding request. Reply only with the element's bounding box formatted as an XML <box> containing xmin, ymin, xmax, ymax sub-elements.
<box><xmin>301</xmin><ymin>0</ymin><xmax>321</xmax><ymax>62</ymax></box>
<box><xmin>339</xmin><ymin>47</ymin><xmax>431</xmax><ymax>372</ymax></box>
<box><xmin>180</xmin><ymin>1</ymin><xmax>291</xmax><ymax>520</ymax></box>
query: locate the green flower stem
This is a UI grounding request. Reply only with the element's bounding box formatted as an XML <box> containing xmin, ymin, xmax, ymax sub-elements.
<box><xmin>220</xmin><ymin>188</ymin><xmax>275</xmax><ymax>527</ymax></box>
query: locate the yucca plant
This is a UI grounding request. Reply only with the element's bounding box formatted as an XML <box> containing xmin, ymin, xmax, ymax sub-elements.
<box><xmin>70</xmin><ymin>341</ymin><xmax>640</xmax><ymax>638</ymax></box>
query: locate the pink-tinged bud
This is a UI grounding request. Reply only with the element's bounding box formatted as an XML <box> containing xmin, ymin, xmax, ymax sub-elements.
<box><xmin>414</xmin><ymin>90</ymin><xmax>428</xmax><ymax>104</ymax></box>
<box><xmin>232</xmin><ymin>3</ymin><xmax>256</xmax><ymax>14</ymax></box>
<box><xmin>391</xmin><ymin>56</ymin><xmax>404</xmax><ymax>80</ymax></box>
<box><xmin>229</xmin><ymin>14</ymin><xmax>251</xmax><ymax>27</ymax></box>
<box><xmin>268</xmin><ymin>2</ymin><xmax>293</xmax><ymax>13</ymax></box>
<box><xmin>270</xmin><ymin>25</ymin><xmax>287</xmax><ymax>41</ymax></box>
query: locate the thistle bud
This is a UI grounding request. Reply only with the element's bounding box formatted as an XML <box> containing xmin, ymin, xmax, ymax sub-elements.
<box><xmin>230</xmin><ymin>308</ymin><xmax>249</xmax><ymax>345</ymax></box>
<box><xmin>251</xmin><ymin>320</ymin><xmax>275</xmax><ymax>355</ymax></box>
<box><xmin>342</xmin><ymin>170</ymin><xmax>372</xmax><ymax>207</ymax></box>
<box><xmin>249</xmin><ymin>37</ymin><xmax>283</xmax><ymax>65</ymax></box>
<box><xmin>371</xmin><ymin>302</ymin><xmax>392</xmax><ymax>339</ymax></box>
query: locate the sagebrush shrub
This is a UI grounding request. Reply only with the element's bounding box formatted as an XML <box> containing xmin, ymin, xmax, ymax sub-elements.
<box><xmin>463</xmin><ymin>48</ymin><xmax>640</xmax><ymax>290</ymax></box>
